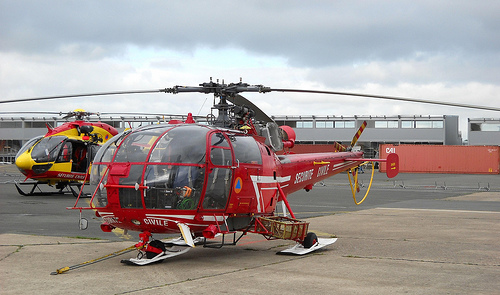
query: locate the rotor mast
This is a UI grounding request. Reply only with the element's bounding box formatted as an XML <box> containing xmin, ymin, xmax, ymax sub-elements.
<box><xmin>162</xmin><ymin>78</ymin><xmax>270</xmax><ymax>128</ymax></box>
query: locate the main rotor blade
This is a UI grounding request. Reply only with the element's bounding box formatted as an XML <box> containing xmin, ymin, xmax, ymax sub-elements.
<box><xmin>269</xmin><ymin>88</ymin><xmax>500</xmax><ymax>112</ymax></box>
<box><xmin>0</xmin><ymin>89</ymin><xmax>164</xmax><ymax>104</ymax></box>
<box><xmin>0</xmin><ymin>111</ymin><xmax>61</xmax><ymax>115</ymax></box>
<box><xmin>99</xmin><ymin>112</ymin><xmax>205</xmax><ymax>118</ymax></box>
<box><xmin>5</xmin><ymin>82</ymin><xmax>497</xmax><ymax>113</ymax></box>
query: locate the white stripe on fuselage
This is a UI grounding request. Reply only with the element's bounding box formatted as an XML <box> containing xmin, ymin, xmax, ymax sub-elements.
<box><xmin>145</xmin><ymin>213</ymin><xmax>226</xmax><ymax>222</ymax></box>
<box><xmin>250</xmin><ymin>175</ymin><xmax>291</xmax><ymax>212</ymax></box>
<box><xmin>332</xmin><ymin>161</ymin><xmax>356</xmax><ymax>172</ymax></box>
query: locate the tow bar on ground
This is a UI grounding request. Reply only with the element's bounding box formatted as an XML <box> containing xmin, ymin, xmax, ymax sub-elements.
<box><xmin>50</xmin><ymin>245</ymin><xmax>136</xmax><ymax>275</ymax></box>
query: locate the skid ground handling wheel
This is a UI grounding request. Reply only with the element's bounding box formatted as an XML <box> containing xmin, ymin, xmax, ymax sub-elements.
<box><xmin>303</xmin><ymin>232</ymin><xmax>318</xmax><ymax>249</ymax></box>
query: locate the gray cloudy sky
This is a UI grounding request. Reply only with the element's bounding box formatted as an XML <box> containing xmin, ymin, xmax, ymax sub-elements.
<box><xmin>1</xmin><ymin>0</ymin><xmax>499</xmax><ymax>138</ymax></box>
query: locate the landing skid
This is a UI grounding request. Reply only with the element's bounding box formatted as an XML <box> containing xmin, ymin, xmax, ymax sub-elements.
<box><xmin>122</xmin><ymin>245</ymin><xmax>192</xmax><ymax>266</ymax></box>
<box><xmin>121</xmin><ymin>237</ymin><xmax>204</xmax><ymax>266</ymax></box>
<box><xmin>278</xmin><ymin>238</ymin><xmax>338</xmax><ymax>255</ymax></box>
<box><xmin>15</xmin><ymin>181</ymin><xmax>66</xmax><ymax>196</ymax></box>
<box><xmin>15</xmin><ymin>181</ymin><xmax>86</xmax><ymax>197</ymax></box>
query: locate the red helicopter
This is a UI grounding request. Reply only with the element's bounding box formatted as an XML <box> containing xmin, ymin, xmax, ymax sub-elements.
<box><xmin>14</xmin><ymin>109</ymin><xmax>119</xmax><ymax>196</ymax></box>
<box><xmin>57</xmin><ymin>79</ymin><xmax>398</xmax><ymax>265</ymax></box>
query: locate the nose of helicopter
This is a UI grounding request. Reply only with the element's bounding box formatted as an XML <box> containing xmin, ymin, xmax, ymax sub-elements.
<box><xmin>15</xmin><ymin>152</ymin><xmax>33</xmax><ymax>172</ymax></box>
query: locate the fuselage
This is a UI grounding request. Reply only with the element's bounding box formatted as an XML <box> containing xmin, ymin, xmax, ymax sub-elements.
<box><xmin>90</xmin><ymin>123</ymin><xmax>362</xmax><ymax>236</ymax></box>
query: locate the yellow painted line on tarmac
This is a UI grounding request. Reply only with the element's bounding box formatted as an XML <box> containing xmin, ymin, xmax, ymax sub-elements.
<box><xmin>292</xmin><ymin>211</ymin><xmax>339</xmax><ymax>215</ymax></box>
<box><xmin>375</xmin><ymin>207</ymin><xmax>500</xmax><ymax>214</ymax></box>
<box><xmin>307</xmin><ymin>230</ymin><xmax>337</xmax><ymax>238</ymax></box>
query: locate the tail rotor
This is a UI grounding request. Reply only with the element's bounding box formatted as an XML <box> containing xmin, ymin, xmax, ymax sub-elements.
<box><xmin>333</xmin><ymin>121</ymin><xmax>367</xmax><ymax>152</ymax></box>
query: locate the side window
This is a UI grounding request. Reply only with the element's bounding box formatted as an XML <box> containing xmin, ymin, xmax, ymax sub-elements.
<box><xmin>119</xmin><ymin>165</ymin><xmax>144</xmax><ymax>209</ymax></box>
<box><xmin>209</xmin><ymin>132</ymin><xmax>232</xmax><ymax>167</ymax></box>
<box><xmin>88</xmin><ymin>144</ymin><xmax>100</xmax><ymax>163</ymax></box>
<box><xmin>210</xmin><ymin>148</ymin><xmax>232</xmax><ymax>166</ymax></box>
<box><xmin>203</xmin><ymin>132</ymin><xmax>233</xmax><ymax>210</ymax></box>
<box><xmin>56</xmin><ymin>141</ymin><xmax>72</xmax><ymax>163</ymax></box>
<box><xmin>211</xmin><ymin>132</ymin><xmax>230</xmax><ymax>147</ymax></box>
<box><xmin>202</xmin><ymin>167</ymin><xmax>232</xmax><ymax>210</ymax></box>
<box><xmin>114</xmin><ymin>132</ymin><xmax>158</xmax><ymax>163</ymax></box>
<box><xmin>231</xmin><ymin>136</ymin><xmax>262</xmax><ymax>164</ymax></box>
<box><xmin>31</xmin><ymin>135</ymin><xmax>67</xmax><ymax>163</ymax></box>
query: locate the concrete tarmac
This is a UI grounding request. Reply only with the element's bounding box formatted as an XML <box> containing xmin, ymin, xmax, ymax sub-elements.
<box><xmin>1</xmin><ymin>164</ymin><xmax>500</xmax><ymax>294</ymax></box>
<box><xmin>2</xmin><ymin>194</ymin><xmax>499</xmax><ymax>294</ymax></box>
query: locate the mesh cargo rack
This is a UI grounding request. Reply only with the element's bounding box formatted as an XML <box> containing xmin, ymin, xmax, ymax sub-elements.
<box><xmin>255</xmin><ymin>216</ymin><xmax>309</xmax><ymax>242</ymax></box>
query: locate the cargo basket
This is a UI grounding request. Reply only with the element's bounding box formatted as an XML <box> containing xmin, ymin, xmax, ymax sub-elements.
<box><xmin>255</xmin><ymin>216</ymin><xmax>309</xmax><ymax>241</ymax></box>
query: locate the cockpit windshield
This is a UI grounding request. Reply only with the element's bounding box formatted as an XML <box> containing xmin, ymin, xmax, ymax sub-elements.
<box><xmin>149</xmin><ymin>125</ymin><xmax>207</xmax><ymax>164</ymax></box>
<box><xmin>30</xmin><ymin>136</ymin><xmax>67</xmax><ymax>163</ymax></box>
<box><xmin>113</xmin><ymin>127</ymin><xmax>164</xmax><ymax>163</ymax></box>
<box><xmin>143</xmin><ymin>125</ymin><xmax>208</xmax><ymax>210</ymax></box>
<box><xmin>15</xmin><ymin>135</ymin><xmax>43</xmax><ymax>160</ymax></box>
<box><xmin>90</xmin><ymin>124</ymin><xmax>212</xmax><ymax>210</ymax></box>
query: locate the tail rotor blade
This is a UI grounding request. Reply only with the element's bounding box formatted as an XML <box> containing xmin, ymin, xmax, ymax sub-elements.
<box><xmin>333</xmin><ymin>141</ymin><xmax>347</xmax><ymax>152</ymax></box>
<box><xmin>351</xmin><ymin>121</ymin><xmax>367</xmax><ymax>147</ymax></box>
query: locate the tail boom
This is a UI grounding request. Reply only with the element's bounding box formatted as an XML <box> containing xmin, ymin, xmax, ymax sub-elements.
<box><xmin>278</xmin><ymin>152</ymin><xmax>399</xmax><ymax>195</ymax></box>
<box><xmin>278</xmin><ymin>151</ymin><xmax>363</xmax><ymax>195</ymax></box>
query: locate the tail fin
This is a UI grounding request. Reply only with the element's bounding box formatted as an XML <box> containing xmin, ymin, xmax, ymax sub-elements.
<box><xmin>385</xmin><ymin>153</ymin><xmax>399</xmax><ymax>178</ymax></box>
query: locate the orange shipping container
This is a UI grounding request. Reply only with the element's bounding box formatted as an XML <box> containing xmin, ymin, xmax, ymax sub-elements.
<box><xmin>380</xmin><ymin>145</ymin><xmax>500</xmax><ymax>174</ymax></box>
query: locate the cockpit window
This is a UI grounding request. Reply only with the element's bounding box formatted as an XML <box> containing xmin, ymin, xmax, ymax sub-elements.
<box><xmin>203</xmin><ymin>131</ymin><xmax>233</xmax><ymax>210</ymax></box>
<box><xmin>30</xmin><ymin>136</ymin><xmax>67</xmax><ymax>163</ymax></box>
<box><xmin>90</xmin><ymin>124</ymin><xmax>233</xmax><ymax>211</ymax></box>
<box><xmin>143</xmin><ymin>125</ymin><xmax>209</xmax><ymax>210</ymax></box>
<box><xmin>94</xmin><ymin>130</ymin><xmax>130</xmax><ymax>163</ymax></box>
<box><xmin>149</xmin><ymin>125</ymin><xmax>207</xmax><ymax>164</ymax></box>
<box><xmin>144</xmin><ymin>164</ymin><xmax>205</xmax><ymax>210</ymax></box>
<box><xmin>114</xmin><ymin>131</ymin><xmax>161</xmax><ymax>163</ymax></box>
<box><xmin>16</xmin><ymin>135</ymin><xmax>43</xmax><ymax>159</ymax></box>
<box><xmin>211</xmin><ymin>132</ymin><xmax>230</xmax><ymax>147</ymax></box>
<box><xmin>119</xmin><ymin>164</ymin><xmax>145</xmax><ymax>209</ymax></box>
<box><xmin>231</xmin><ymin>136</ymin><xmax>262</xmax><ymax>164</ymax></box>
<box><xmin>210</xmin><ymin>132</ymin><xmax>232</xmax><ymax>166</ymax></box>
<box><xmin>56</xmin><ymin>141</ymin><xmax>72</xmax><ymax>163</ymax></box>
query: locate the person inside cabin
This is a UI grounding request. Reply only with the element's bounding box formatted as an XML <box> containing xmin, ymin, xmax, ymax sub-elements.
<box><xmin>57</xmin><ymin>141</ymin><xmax>72</xmax><ymax>163</ymax></box>
<box><xmin>72</xmin><ymin>144</ymin><xmax>87</xmax><ymax>172</ymax></box>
